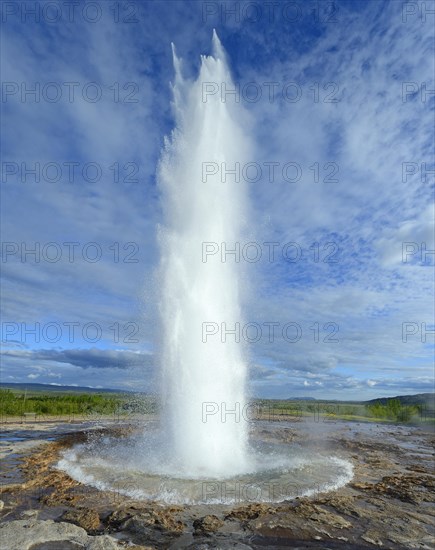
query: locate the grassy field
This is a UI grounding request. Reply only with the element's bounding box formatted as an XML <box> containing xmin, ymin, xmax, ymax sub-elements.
<box><xmin>0</xmin><ymin>388</ymin><xmax>156</xmax><ymax>420</ymax></box>
<box><xmin>255</xmin><ymin>399</ymin><xmax>433</xmax><ymax>425</ymax></box>
<box><xmin>0</xmin><ymin>387</ymin><xmax>433</xmax><ymax>425</ymax></box>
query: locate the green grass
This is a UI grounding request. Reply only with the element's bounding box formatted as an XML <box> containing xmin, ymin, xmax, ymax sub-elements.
<box><xmin>254</xmin><ymin>399</ymin><xmax>433</xmax><ymax>425</ymax></box>
<box><xmin>0</xmin><ymin>388</ymin><xmax>156</xmax><ymax>418</ymax></box>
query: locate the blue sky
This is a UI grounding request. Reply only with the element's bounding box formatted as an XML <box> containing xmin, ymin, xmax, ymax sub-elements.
<box><xmin>1</xmin><ymin>0</ymin><xmax>434</xmax><ymax>399</ymax></box>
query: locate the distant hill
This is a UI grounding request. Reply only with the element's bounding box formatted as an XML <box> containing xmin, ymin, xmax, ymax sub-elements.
<box><xmin>282</xmin><ymin>393</ymin><xmax>434</xmax><ymax>405</ymax></box>
<box><xmin>0</xmin><ymin>382</ymin><xmax>130</xmax><ymax>394</ymax></box>
<box><xmin>285</xmin><ymin>396</ymin><xmax>316</xmax><ymax>401</ymax></box>
<box><xmin>365</xmin><ymin>393</ymin><xmax>434</xmax><ymax>406</ymax></box>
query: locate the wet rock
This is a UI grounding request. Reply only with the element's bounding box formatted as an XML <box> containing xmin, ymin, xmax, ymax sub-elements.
<box><xmin>187</xmin><ymin>542</ymin><xmax>252</xmax><ymax>549</ymax></box>
<box><xmin>20</xmin><ymin>509</ymin><xmax>39</xmax><ymax>519</ymax></box>
<box><xmin>351</xmin><ymin>482</ymin><xmax>373</xmax><ymax>490</ymax></box>
<box><xmin>386</xmin><ymin>528</ymin><xmax>435</xmax><ymax>549</ymax></box>
<box><xmin>153</xmin><ymin>509</ymin><xmax>185</xmax><ymax>532</ymax></box>
<box><xmin>370</xmin><ymin>473</ymin><xmax>435</xmax><ymax>503</ymax></box>
<box><xmin>193</xmin><ymin>515</ymin><xmax>224</xmax><ymax>534</ymax></box>
<box><xmin>225</xmin><ymin>503</ymin><xmax>273</xmax><ymax>521</ymax></box>
<box><xmin>361</xmin><ymin>531</ymin><xmax>383</xmax><ymax>546</ymax></box>
<box><xmin>121</xmin><ymin>509</ymin><xmax>184</xmax><ymax>535</ymax></box>
<box><xmin>316</xmin><ymin>494</ymin><xmax>364</xmax><ymax>518</ymax></box>
<box><xmin>61</xmin><ymin>507</ymin><xmax>100</xmax><ymax>532</ymax></box>
<box><xmin>121</xmin><ymin>513</ymin><xmax>154</xmax><ymax>534</ymax></box>
<box><xmin>293</xmin><ymin>502</ymin><xmax>353</xmax><ymax>529</ymax></box>
<box><xmin>104</xmin><ymin>506</ymin><xmax>139</xmax><ymax>529</ymax></box>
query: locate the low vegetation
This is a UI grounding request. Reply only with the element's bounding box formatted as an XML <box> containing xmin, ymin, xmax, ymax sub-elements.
<box><xmin>256</xmin><ymin>398</ymin><xmax>433</xmax><ymax>424</ymax></box>
<box><xmin>0</xmin><ymin>388</ymin><xmax>156</xmax><ymax>419</ymax></box>
<box><xmin>0</xmin><ymin>387</ymin><xmax>433</xmax><ymax>425</ymax></box>
<box><xmin>365</xmin><ymin>398</ymin><xmax>423</xmax><ymax>422</ymax></box>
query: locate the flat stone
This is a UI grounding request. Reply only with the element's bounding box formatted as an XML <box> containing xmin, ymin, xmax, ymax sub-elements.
<box><xmin>0</xmin><ymin>519</ymin><xmax>122</xmax><ymax>550</ymax></box>
<box><xmin>86</xmin><ymin>535</ymin><xmax>121</xmax><ymax>549</ymax></box>
<box><xmin>20</xmin><ymin>510</ymin><xmax>39</xmax><ymax>519</ymax></box>
<box><xmin>0</xmin><ymin>519</ymin><xmax>88</xmax><ymax>550</ymax></box>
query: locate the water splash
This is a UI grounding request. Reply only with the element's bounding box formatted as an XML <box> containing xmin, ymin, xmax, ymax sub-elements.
<box><xmin>157</xmin><ymin>31</ymin><xmax>251</xmax><ymax>478</ymax></box>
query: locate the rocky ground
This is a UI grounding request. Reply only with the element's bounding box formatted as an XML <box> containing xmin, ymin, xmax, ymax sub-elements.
<box><xmin>0</xmin><ymin>420</ymin><xmax>434</xmax><ymax>549</ymax></box>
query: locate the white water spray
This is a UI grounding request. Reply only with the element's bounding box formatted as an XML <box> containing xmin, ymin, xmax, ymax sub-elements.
<box><xmin>157</xmin><ymin>31</ymin><xmax>251</xmax><ymax>478</ymax></box>
<box><xmin>56</xmin><ymin>34</ymin><xmax>355</xmax><ymax>503</ymax></box>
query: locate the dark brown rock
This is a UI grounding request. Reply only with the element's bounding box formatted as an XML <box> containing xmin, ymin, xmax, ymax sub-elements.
<box><xmin>225</xmin><ymin>503</ymin><xmax>273</xmax><ymax>521</ymax></box>
<box><xmin>193</xmin><ymin>514</ymin><xmax>224</xmax><ymax>534</ymax></box>
<box><xmin>61</xmin><ymin>507</ymin><xmax>100</xmax><ymax>532</ymax></box>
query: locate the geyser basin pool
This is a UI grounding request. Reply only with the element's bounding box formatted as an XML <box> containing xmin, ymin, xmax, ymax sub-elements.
<box><xmin>57</xmin><ymin>427</ymin><xmax>353</xmax><ymax>505</ymax></box>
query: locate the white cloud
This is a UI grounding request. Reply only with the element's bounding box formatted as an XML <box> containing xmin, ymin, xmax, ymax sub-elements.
<box><xmin>1</xmin><ymin>2</ymin><xmax>433</xmax><ymax>397</ymax></box>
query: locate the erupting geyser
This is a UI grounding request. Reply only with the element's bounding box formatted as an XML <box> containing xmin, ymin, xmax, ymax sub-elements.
<box><xmin>56</xmin><ymin>34</ymin><xmax>354</xmax><ymax>503</ymax></box>
<box><xmin>157</xmin><ymin>30</ymin><xmax>251</xmax><ymax>478</ymax></box>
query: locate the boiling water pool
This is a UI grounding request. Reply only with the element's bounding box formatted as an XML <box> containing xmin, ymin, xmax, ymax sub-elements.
<box><xmin>57</xmin><ymin>429</ymin><xmax>353</xmax><ymax>505</ymax></box>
